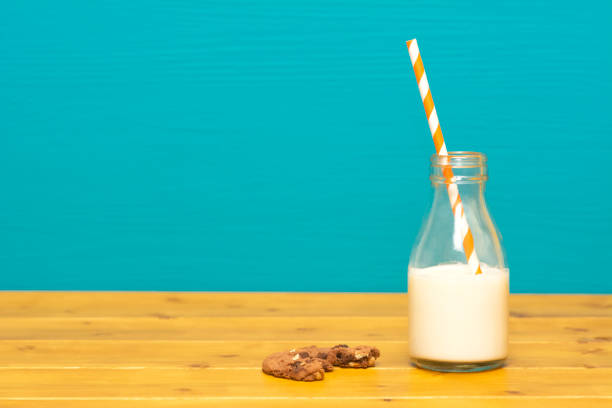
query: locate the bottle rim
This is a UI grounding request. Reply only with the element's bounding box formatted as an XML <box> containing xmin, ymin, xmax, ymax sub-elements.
<box><xmin>430</xmin><ymin>151</ymin><xmax>488</xmax><ymax>184</ymax></box>
<box><xmin>431</xmin><ymin>151</ymin><xmax>487</xmax><ymax>169</ymax></box>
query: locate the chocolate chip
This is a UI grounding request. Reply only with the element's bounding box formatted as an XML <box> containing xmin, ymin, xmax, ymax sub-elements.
<box><xmin>299</xmin><ymin>352</ymin><xmax>309</xmax><ymax>358</ymax></box>
<box><xmin>334</xmin><ymin>344</ymin><xmax>349</xmax><ymax>348</ymax></box>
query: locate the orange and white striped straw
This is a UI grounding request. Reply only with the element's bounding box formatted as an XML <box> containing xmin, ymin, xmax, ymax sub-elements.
<box><xmin>406</xmin><ymin>39</ymin><xmax>482</xmax><ymax>275</ymax></box>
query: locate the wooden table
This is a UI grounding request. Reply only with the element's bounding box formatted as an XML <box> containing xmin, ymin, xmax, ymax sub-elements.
<box><xmin>0</xmin><ymin>293</ymin><xmax>610</xmax><ymax>407</ymax></box>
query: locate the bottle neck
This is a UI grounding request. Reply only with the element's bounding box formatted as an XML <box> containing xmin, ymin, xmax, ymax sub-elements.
<box><xmin>432</xmin><ymin>182</ymin><xmax>485</xmax><ymax>209</ymax></box>
<box><xmin>430</xmin><ymin>151</ymin><xmax>487</xmax><ymax>209</ymax></box>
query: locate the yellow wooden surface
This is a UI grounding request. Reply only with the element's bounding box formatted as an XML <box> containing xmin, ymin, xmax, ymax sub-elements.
<box><xmin>0</xmin><ymin>293</ymin><xmax>610</xmax><ymax>407</ymax></box>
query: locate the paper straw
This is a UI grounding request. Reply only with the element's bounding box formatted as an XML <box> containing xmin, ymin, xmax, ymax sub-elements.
<box><xmin>406</xmin><ymin>39</ymin><xmax>482</xmax><ymax>275</ymax></box>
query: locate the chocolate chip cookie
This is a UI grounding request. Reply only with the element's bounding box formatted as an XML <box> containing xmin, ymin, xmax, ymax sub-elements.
<box><xmin>262</xmin><ymin>346</ymin><xmax>333</xmax><ymax>381</ymax></box>
<box><xmin>327</xmin><ymin>344</ymin><xmax>380</xmax><ymax>368</ymax></box>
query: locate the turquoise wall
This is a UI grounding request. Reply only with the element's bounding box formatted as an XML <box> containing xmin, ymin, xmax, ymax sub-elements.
<box><xmin>1</xmin><ymin>1</ymin><xmax>611</xmax><ymax>292</ymax></box>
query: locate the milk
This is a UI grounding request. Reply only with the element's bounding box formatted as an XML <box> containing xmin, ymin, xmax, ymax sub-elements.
<box><xmin>408</xmin><ymin>264</ymin><xmax>509</xmax><ymax>363</ymax></box>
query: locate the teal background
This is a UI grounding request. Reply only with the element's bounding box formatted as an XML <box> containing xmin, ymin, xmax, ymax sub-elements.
<box><xmin>1</xmin><ymin>1</ymin><xmax>611</xmax><ymax>292</ymax></box>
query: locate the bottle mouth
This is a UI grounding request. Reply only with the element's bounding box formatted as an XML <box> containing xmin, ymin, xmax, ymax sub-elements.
<box><xmin>430</xmin><ymin>151</ymin><xmax>488</xmax><ymax>184</ymax></box>
<box><xmin>431</xmin><ymin>151</ymin><xmax>487</xmax><ymax>168</ymax></box>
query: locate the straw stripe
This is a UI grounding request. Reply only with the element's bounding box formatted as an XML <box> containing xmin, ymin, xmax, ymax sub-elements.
<box><xmin>432</xmin><ymin>127</ymin><xmax>442</xmax><ymax>152</ymax></box>
<box><xmin>468</xmin><ymin>250</ymin><xmax>481</xmax><ymax>271</ymax></box>
<box><xmin>463</xmin><ymin>230</ymin><xmax>475</xmax><ymax>256</ymax></box>
<box><xmin>406</xmin><ymin>39</ymin><xmax>483</xmax><ymax>275</ymax></box>
<box><xmin>407</xmin><ymin>40</ymin><xmax>419</xmax><ymax>64</ymax></box>
<box><xmin>452</xmin><ymin>198</ymin><xmax>461</xmax><ymax>213</ymax></box>
<box><xmin>417</xmin><ymin>74</ymin><xmax>429</xmax><ymax>100</ymax></box>
<box><xmin>423</xmin><ymin>91</ymin><xmax>434</xmax><ymax>117</ymax></box>
<box><xmin>448</xmin><ymin>183</ymin><xmax>460</xmax><ymax>208</ymax></box>
<box><xmin>414</xmin><ymin>56</ymin><xmax>425</xmax><ymax>82</ymax></box>
<box><xmin>427</xmin><ymin>108</ymin><xmax>439</xmax><ymax>138</ymax></box>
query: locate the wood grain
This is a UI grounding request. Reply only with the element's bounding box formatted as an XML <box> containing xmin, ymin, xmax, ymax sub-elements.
<box><xmin>0</xmin><ymin>341</ymin><xmax>609</xmax><ymax>368</ymax></box>
<box><xmin>1</xmin><ymin>293</ymin><xmax>610</xmax><ymax>317</ymax></box>
<box><xmin>1</xmin><ymin>368</ymin><xmax>611</xmax><ymax>397</ymax></box>
<box><xmin>1</xmin><ymin>400</ymin><xmax>612</xmax><ymax>408</ymax></box>
<box><xmin>0</xmin><ymin>292</ymin><xmax>610</xmax><ymax>407</ymax></box>
<box><xmin>0</xmin><ymin>316</ymin><xmax>609</xmax><ymax>342</ymax></box>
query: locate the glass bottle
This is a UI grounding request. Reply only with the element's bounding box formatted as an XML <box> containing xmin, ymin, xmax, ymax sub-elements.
<box><xmin>408</xmin><ymin>151</ymin><xmax>509</xmax><ymax>372</ymax></box>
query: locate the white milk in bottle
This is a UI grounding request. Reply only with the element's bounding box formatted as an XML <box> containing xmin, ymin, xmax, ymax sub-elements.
<box><xmin>408</xmin><ymin>264</ymin><xmax>508</xmax><ymax>363</ymax></box>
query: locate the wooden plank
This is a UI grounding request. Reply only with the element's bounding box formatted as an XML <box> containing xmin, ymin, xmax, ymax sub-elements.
<box><xmin>0</xmin><ymin>316</ymin><xmax>609</xmax><ymax>342</ymax></box>
<box><xmin>1</xmin><ymin>399</ymin><xmax>612</xmax><ymax>408</ymax></box>
<box><xmin>0</xmin><ymin>292</ymin><xmax>405</xmax><ymax>317</ymax></box>
<box><xmin>0</xmin><ymin>340</ymin><xmax>609</xmax><ymax>369</ymax></box>
<box><xmin>510</xmin><ymin>295</ymin><xmax>612</xmax><ymax>318</ymax></box>
<box><xmin>1</xmin><ymin>293</ymin><xmax>610</xmax><ymax>406</ymax></box>
<box><xmin>0</xmin><ymin>368</ymin><xmax>610</xmax><ymax>398</ymax></box>
<box><xmin>0</xmin><ymin>293</ymin><xmax>610</xmax><ymax>318</ymax></box>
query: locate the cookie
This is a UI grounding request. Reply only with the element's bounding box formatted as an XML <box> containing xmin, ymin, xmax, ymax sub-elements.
<box><xmin>295</xmin><ymin>345</ymin><xmax>334</xmax><ymax>364</ymax></box>
<box><xmin>328</xmin><ymin>344</ymin><xmax>380</xmax><ymax>368</ymax></box>
<box><xmin>262</xmin><ymin>347</ymin><xmax>333</xmax><ymax>381</ymax></box>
